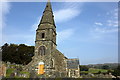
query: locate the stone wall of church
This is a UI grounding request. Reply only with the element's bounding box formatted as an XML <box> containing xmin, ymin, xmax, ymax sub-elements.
<box><xmin>24</xmin><ymin>1</ymin><xmax>80</xmax><ymax>78</ymax></box>
<box><xmin>51</xmin><ymin>49</ymin><xmax>68</xmax><ymax>77</ymax></box>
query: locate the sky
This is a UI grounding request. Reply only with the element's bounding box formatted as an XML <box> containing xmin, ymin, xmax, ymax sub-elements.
<box><xmin>0</xmin><ymin>1</ymin><xmax>119</xmax><ymax>65</ymax></box>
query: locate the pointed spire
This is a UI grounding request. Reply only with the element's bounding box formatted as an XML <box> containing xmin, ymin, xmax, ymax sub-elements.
<box><xmin>44</xmin><ymin>0</ymin><xmax>52</xmax><ymax>12</ymax></box>
<box><xmin>38</xmin><ymin>0</ymin><xmax>56</xmax><ymax>28</ymax></box>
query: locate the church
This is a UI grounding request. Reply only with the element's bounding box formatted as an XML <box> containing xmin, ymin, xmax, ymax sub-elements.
<box><xmin>24</xmin><ymin>1</ymin><xmax>80</xmax><ymax>78</ymax></box>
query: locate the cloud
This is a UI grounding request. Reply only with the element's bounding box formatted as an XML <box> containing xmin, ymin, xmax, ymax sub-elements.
<box><xmin>107</xmin><ymin>20</ymin><xmax>118</xmax><ymax>27</ymax></box>
<box><xmin>90</xmin><ymin>8</ymin><xmax>118</xmax><ymax>41</ymax></box>
<box><xmin>106</xmin><ymin>8</ymin><xmax>118</xmax><ymax>27</ymax></box>
<box><xmin>94</xmin><ymin>27</ymin><xmax>118</xmax><ymax>33</ymax></box>
<box><xmin>1</xmin><ymin>2</ymin><xmax>35</xmax><ymax>46</ymax></box>
<box><xmin>3</xmin><ymin>34</ymin><xmax>35</xmax><ymax>46</ymax></box>
<box><xmin>0</xmin><ymin>0</ymin><xmax>11</xmax><ymax>29</ymax></box>
<box><xmin>0</xmin><ymin>0</ymin><xmax>11</xmax><ymax>46</ymax></box>
<box><xmin>31</xmin><ymin>3</ymin><xmax>82</xmax><ymax>31</ymax></box>
<box><xmin>54</xmin><ymin>9</ymin><xmax>80</xmax><ymax>23</ymax></box>
<box><xmin>114</xmin><ymin>8</ymin><xmax>118</xmax><ymax>18</ymax></box>
<box><xmin>93</xmin><ymin>8</ymin><xmax>118</xmax><ymax>34</ymax></box>
<box><xmin>53</xmin><ymin>2</ymin><xmax>82</xmax><ymax>23</ymax></box>
<box><xmin>95</xmin><ymin>22</ymin><xmax>103</xmax><ymax>26</ymax></box>
<box><xmin>31</xmin><ymin>16</ymin><xmax>41</xmax><ymax>32</ymax></box>
<box><xmin>30</xmin><ymin>2</ymin><xmax>81</xmax><ymax>44</ymax></box>
<box><xmin>57</xmin><ymin>29</ymin><xmax>75</xmax><ymax>43</ymax></box>
<box><xmin>91</xmin><ymin>26</ymin><xmax>118</xmax><ymax>43</ymax></box>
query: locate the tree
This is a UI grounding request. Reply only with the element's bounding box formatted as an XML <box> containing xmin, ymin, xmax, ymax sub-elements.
<box><xmin>112</xmin><ymin>65</ymin><xmax>120</xmax><ymax>77</ymax></box>
<box><xmin>102</xmin><ymin>65</ymin><xmax>109</xmax><ymax>69</ymax></box>
<box><xmin>98</xmin><ymin>71</ymin><xmax>101</xmax><ymax>74</ymax></box>
<box><xmin>2</xmin><ymin>43</ymin><xmax>34</xmax><ymax>65</ymax></box>
<box><xmin>80</xmin><ymin>65</ymin><xmax>89</xmax><ymax>71</ymax></box>
<box><xmin>107</xmin><ymin>69</ymin><xmax>113</xmax><ymax>74</ymax></box>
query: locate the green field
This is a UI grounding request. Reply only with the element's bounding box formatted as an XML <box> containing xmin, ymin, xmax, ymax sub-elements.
<box><xmin>81</xmin><ymin>68</ymin><xmax>111</xmax><ymax>74</ymax></box>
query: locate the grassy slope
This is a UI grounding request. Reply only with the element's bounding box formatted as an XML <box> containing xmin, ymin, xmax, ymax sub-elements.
<box><xmin>6</xmin><ymin>68</ymin><xmax>15</xmax><ymax>77</ymax></box>
<box><xmin>6</xmin><ymin>64</ymin><xmax>30</xmax><ymax>78</ymax></box>
<box><xmin>81</xmin><ymin>68</ymin><xmax>108</xmax><ymax>74</ymax></box>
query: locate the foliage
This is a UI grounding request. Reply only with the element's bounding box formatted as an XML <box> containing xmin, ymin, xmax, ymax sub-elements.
<box><xmin>89</xmin><ymin>68</ymin><xmax>108</xmax><ymax>73</ymax></box>
<box><xmin>20</xmin><ymin>71</ymin><xmax>29</xmax><ymax>74</ymax></box>
<box><xmin>6</xmin><ymin>68</ymin><xmax>15</xmax><ymax>77</ymax></box>
<box><xmin>101</xmin><ymin>65</ymin><xmax>110</xmax><ymax>69</ymax></box>
<box><xmin>86</xmin><ymin>63</ymin><xmax>118</xmax><ymax>70</ymax></box>
<box><xmin>81</xmin><ymin>68</ymin><xmax>108</xmax><ymax>74</ymax></box>
<box><xmin>97</xmin><ymin>71</ymin><xmax>101</xmax><ymax>74</ymax></box>
<box><xmin>80</xmin><ymin>65</ymin><xmax>89</xmax><ymax>71</ymax></box>
<box><xmin>112</xmin><ymin>65</ymin><xmax>120</xmax><ymax>77</ymax></box>
<box><xmin>2</xmin><ymin>43</ymin><xmax>34</xmax><ymax>65</ymax></box>
<box><xmin>107</xmin><ymin>69</ymin><xmax>114</xmax><ymax>74</ymax></box>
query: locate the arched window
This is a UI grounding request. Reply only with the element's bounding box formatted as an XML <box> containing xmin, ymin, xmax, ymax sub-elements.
<box><xmin>51</xmin><ymin>59</ymin><xmax>54</xmax><ymax>68</ymax></box>
<box><xmin>39</xmin><ymin>46</ymin><xmax>45</xmax><ymax>56</ymax></box>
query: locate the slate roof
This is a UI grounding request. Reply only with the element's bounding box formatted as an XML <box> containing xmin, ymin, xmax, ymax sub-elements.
<box><xmin>67</xmin><ymin>59</ymin><xmax>79</xmax><ymax>69</ymax></box>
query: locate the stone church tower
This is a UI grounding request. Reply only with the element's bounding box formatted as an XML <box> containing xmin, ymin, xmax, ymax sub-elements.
<box><xmin>35</xmin><ymin>0</ymin><xmax>57</xmax><ymax>56</ymax></box>
<box><xmin>24</xmin><ymin>1</ymin><xmax>80</xmax><ymax>78</ymax></box>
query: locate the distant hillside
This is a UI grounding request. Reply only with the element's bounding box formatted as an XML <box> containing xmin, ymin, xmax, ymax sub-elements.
<box><xmin>83</xmin><ymin>63</ymin><xmax>119</xmax><ymax>69</ymax></box>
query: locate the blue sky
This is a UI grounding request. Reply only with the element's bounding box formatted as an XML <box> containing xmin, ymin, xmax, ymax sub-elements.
<box><xmin>1</xmin><ymin>1</ymin><xmax>118</xmax><ymax>65</ymax></box>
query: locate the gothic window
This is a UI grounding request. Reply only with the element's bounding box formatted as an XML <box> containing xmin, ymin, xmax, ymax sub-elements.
<box><xmin>39</xmin><ymin>46</ymin><xmax>45</xmax><ymax>56</ymax></box>
<box><xmin>51</xmin><ymin>59</ymin><xmax>54</xmax><ymax>68</ymax></box>
<box><xmin>41</xmin><ymin>33</ymin><xmax>45</xmax><ymax>38</ymax></box>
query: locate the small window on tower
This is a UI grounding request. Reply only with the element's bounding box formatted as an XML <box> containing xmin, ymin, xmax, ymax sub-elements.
<box><xmin>41</xmin><ymin>33</ymin><xmax>45</xmax><ymax>38</ymax></box>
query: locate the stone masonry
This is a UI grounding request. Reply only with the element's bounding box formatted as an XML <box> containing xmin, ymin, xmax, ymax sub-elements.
<box><xmin>24</xmin><ymin>0</ymin><xmax>80</xmax><ymax>78</ymax></box>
